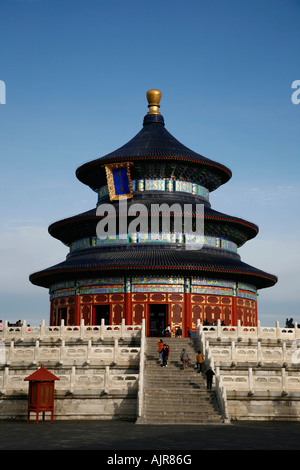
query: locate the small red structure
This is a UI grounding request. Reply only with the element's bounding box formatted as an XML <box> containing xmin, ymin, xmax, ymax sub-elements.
<box><xmin>24</xmin><ymin>365</ymin><xmax>59</xmax><ymax>423</ymax></box>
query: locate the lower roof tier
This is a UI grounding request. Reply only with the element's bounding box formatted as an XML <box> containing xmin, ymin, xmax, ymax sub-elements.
<box><xmin>29</xmin><ymin>246</ymin><xmax>277</xmax><ymax>290</ymax></box>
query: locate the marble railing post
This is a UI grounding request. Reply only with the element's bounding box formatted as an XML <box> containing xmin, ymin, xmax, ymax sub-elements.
<box><xmin>282</xmin><ymin>342</ymin><xmax>287</xmax><ymax>361</ymax></box>
<box><xmin>248</xmin><ymin>367</ymin><xmax>253</xmax><ymax>392</ymax></box>
<box><xmin>60</xmin><ymin>319</ymin><xmax>65</xmax><ymax>339</ymax></box>
<box><xmin>3</xmin><ymin>367</ymin><xmax>9</xmax><ymax>390</ymax></box>
<box><xmin>276</xmin><ymin>321</ymin><xmax>281</xmax><ymax>339</ymax></box>
<box><xmin>7</xmin><ymin>341</ymin><xmax>14</xmax><ymax>365</ymax></box>
<box><xmin>121</xmin><ymin>318</ymin><xmax>126</xmax><ymax>337</ymax></box>
<box><xmin>217</xmin><ymin>319</ymin><xmax>222</xmax><ymax>338</ymax></box>
<box><xmin>215</xmin><ymin>366</ymin><xmax>230</xmax><ymax>423</ymax></box>
<box><xmin>79</xmin><ymin>318</ymin><xmax>85</xmax><ymax>339</ymax></box>
<box><xmin>59</xmin><ymin>340</ymin><xmax>65</xmax><ymax>365</ymax></box>
<box><xmin>104</xmin><ymin>365</ymin><xmax>110</xmax><ymax>394</ymax></box>
<box><xmin>87</xmin><ymin>339</ymin><xmax>92</xmax><ymax>364</ymax></box>
<box><xmin>281</xmin><ymin>367</ymin><xmax>287</xmax><ymax>393</ymax></box>
<box><xmin>257</xmin><ymin>341</ymin><xmax>262</xmax><ymax>361</ymax></box>
<box><xmin>33</xmin><ymin>340</ymin><xmax>39</xmax><ymax>364</ymax></box>
<box><xmin>257</xmin><ymin>320</ymin><xmax>262</xmax><ymax>339</ymax></box>
<box><xmin>137</xmin><ymin>319</ymin><xmax>145</xmax><ymax>418</ymax></box>
<box><xmin>40</xmin><ymin>320</ymin><xmax>46</xmax><ymax>340</ymax></box>
<box><xmin>100</xmin><ymin>318</ymin><xmax>106</xmax><ymax>339</ymax></box>
<box><xmin>113</xmin><ymin>339</ymin><xmax>118</xmax><ymax>364</ymax></box>
<box><xmin>231</xmin><ymin>340</ymin><xmax>236</xmax><ymax>362</ymax></box>
<box><xmin>70</xmin><ymin>366</ymin><xmax>76</xmax><ymax>393</ymax></box>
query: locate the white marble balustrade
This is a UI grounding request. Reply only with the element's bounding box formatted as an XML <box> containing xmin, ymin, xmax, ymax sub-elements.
<box><xmin>0</xmin><ymin>318</ymin><xmax>142</xmax><ymax>342</ymax></box>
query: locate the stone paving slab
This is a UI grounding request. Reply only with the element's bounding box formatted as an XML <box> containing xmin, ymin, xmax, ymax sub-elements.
<box><xmin>0</xmin><ymin>419</ymin><xmax>299</xmax><ymax>450</ymax></box>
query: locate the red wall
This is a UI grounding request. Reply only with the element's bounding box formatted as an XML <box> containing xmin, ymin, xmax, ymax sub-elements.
<box><xmin>50</xmin><ymin>291</ymin><xmax>257</xmax><ymax>334</ymax></box>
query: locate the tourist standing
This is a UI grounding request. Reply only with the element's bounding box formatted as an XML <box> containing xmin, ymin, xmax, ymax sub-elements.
<box><xmin>196</xmin><ymin>350</ymin><xmax>203</xmax><ymax>372</ymax></box>
<box><xmin>157</xmin><ymin>339</ymin><xmax>164</xmax><ymax>361</ymax></box>
<box><xmin>180</xmin><ymin>348</ymin><xmax>189</xmax><ymax>370</ymax></box>
<box><xmin>175</xmin><ymin>326</ymin><xmax>182</xmax><ymax>338</ymax></box>
<box><xmin>162</xmin><ymin>344</ymin><xmax>169</xmax><ymax>367</ymax></box>
<box><xmin>205</xmin><ymin>367</ymin><xmax>215</xmax><ymax>389</ymax></box>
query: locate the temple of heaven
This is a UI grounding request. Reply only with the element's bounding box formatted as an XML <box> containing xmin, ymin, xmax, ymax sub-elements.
<box><xmin>29</xmin><ymin>89</ymin><xmax>277</xmax><ymax>336</ymax></box>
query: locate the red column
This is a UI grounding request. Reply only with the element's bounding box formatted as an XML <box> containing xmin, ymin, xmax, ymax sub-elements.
<box><xmin>75</xmin><ymin>294</ymin><xmax>81</xmax><ymax>326</ymax></box>
<box><xmin>124</xmin><ymin>278</ymin><xmax>132</xmax><ymax>325</ymax></box>
<box><xmin>125</xmin><ymin>293</ymin><xmax>132</xmax><ymax>324</ymax></box>
<box><xmin>185</xmin><ymin>293</ymin><xmax>192</xmax><ymax>337</ymax></box>
<box><xmin>49</xmin><ymin>300</ymin><xmax>54</xmax><ymax>326</ymax></box>
<box><xmin>254</xmin><ymin>300</ymin><xmax>258</xmax><ymax>326</ymax></box>
<box><xmin>232</xmin><ymin>296</ymin><xmax>238</xmax><ymax>326</ymax></box>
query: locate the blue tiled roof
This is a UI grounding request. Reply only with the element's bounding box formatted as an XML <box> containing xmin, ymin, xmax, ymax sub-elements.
<box><xmin>76</xmin><ymin>114</ymin><xmax>232</xmax><ymax>192</ymax></box>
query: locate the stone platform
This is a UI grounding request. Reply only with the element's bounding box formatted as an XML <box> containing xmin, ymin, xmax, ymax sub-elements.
<box><xmin>0</xmin><ymin>319</ymin><xmax>300</xmax><ymax>422</ymax></box>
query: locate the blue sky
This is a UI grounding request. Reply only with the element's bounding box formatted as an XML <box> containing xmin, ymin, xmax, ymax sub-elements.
<box><xmin>0</xmin><ymin>0</ymin><xmax>299</xmax><ymax>327</ymax></box>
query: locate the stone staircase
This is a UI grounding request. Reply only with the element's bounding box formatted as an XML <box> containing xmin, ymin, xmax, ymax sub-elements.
<box><xmin>137</xmin><ymin>337</ymin><xmax>224</xmax><ymax>424</ymax></box>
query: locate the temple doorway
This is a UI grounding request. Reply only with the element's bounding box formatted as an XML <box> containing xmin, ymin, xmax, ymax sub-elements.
<box><xmin>58</xmin><ymin>308</ymin><xmax>67</xmax><ymax>325</ymax></box>
<box><xmin>148</xmin><ymin>304</ymin><xmax>168</xmax><ymax>337</ymax></box>
<box><xmin>93</xmin><ymin>305</ymin><xmax>110</xmax><ymax>325</ymax></box>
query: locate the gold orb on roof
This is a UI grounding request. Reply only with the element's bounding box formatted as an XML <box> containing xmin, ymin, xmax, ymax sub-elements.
<box><xmin>146</xmin><ymin>89</ymin><xmax>162</xmax><ymax>115</ymax></box>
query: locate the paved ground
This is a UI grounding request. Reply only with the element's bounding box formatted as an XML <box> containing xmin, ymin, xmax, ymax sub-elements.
<box><xmin>0</xmin><ymin>419</ymin><xmax>299</xmax><ymax>451</ymax></box>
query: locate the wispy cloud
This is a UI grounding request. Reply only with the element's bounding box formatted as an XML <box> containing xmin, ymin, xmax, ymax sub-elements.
<box><xmin>245</xmin><ymin>185</ymin><xmax>300</xmax><ymax>205</ymax></box>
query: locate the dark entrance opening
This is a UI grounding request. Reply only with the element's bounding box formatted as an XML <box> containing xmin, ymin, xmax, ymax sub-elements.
<box><xmin>148</xmin><ymin>304</ymin><xmax>168</xmax><ymax>337</ymax></box>
<box><xmin>58</xmin><ymin>308</ymin><xmax>67</xmax><ymax>325</ymax></box>
<box><xmin>94</xmin><ymin>305</ymin><xmax>110</xmax><ymax>325</ymax></box>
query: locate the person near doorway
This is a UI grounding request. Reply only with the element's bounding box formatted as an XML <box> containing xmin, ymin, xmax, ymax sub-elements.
<box><xmin>162</xmin><ymin>344</ymin><xmax>169</xmax><ymax>367</ymax></box>
<box><xmin>205</xmin><ymin>367</ymin><xmax>215</xmax><ymax>389</ymax></box>
<box><xmin>196</xmin><ymin>351</ymin><xmax>203</xmax><ymax>372</ymax></box>
<box><xmin>175</xmin><ymin>326</ymin><xmax>182</xmax><ymax>338</ymax></box>
<box><xmin>157</xmin><ymin>339</ymin><xmax>164</xmax><ymax>361</ymax></box>
<box><xmin>165</xmin><ymin>324</ymin><xmax>171</xmax><ymax>337</ymax></box>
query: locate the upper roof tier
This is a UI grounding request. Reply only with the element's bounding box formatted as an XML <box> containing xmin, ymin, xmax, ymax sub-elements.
<box><xmin>75</xmin><ymin>89</ymin><xmax>232</xmax><ymax>192</ymax></box>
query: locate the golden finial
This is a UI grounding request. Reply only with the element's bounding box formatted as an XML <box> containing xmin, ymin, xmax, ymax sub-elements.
<box><xmin>146</xmin><ymin>89</ymin><xmax>162</xmax><ymax>115</ymax></box>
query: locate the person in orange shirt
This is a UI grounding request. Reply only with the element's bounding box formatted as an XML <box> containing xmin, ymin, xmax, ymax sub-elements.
<box><xmin>157</xmin><ymin>339</ymin><xmax>164</xmax><ymax>361</ymax></box>
<box><xmin>196</xmin><ymin>351</ymin><xmax>203</xmax><ymax>372</ymax></box>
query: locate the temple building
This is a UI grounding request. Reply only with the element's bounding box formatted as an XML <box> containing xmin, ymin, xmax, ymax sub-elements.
<box><xmin>29</xmin><ymin>89</ymin><xmax>277</xmax><ymax>335</ymax></box>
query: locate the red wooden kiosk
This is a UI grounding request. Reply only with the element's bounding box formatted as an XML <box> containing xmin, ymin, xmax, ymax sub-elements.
<box><xmin>24</xmin><ymin>365</ymin><xmax>59</xmax><ymax>423</ymax></box>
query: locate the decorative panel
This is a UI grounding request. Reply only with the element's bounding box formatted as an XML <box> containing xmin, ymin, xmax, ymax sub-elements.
<box><xmin>191</xmin><ymin>294</ymin><xmax>205</xmax><ymax>304</ymax></box>
<box><xmin>68</xmin><ymin>306</ymin><xmax>76</xmax><ymax>325</ymax></box>
<box><xmin>132</xmin><ymin>303</ymin><xmax>145</xmax><ymax>324</ymax></box>
<box><xmin>81</xmin><ymin>305</ymin><xmax>91</xmax><ymax>325</ymax></box>
<box><xmin>109</xmin><ymin>294</ymin><xmax>124</xmax><ymax>302</ymax></box>
<box><xmin>168</xmin><ymin>293</ymin><xmax>183</xmax><ymax>302</ymax></box>
<box><xmin>149</xmin><ymin>293</ymin><xmax>166</xmax><ymax>302</ymax></box>
<box><xmin>207</xmin><ymin>296</ymin><xmax>220</xmax><ymax>304</ymax></box>
<box><xmin>112</xmin><ymin>304</ymin><xmax>123</xmax><ymax>324</ymax></box>
<box><xmin>192</xmin><ymin>304</ymin><xmax>203</xmax><ymax>324</ymax></box>
<box><xmin>171</xmin><ymin>304</ymin><xmax>182</xmax><ymax>323</ymax></box>
<box><xmin>132</xmin><ymin>293</ymin><xmax>148</xmax><ymax>302</ymax></box>
<box><xmin>221</xmin><ymin>297</ymin><xmax>232</xmax><ymax>305</ymax></box>
<box><xmin>94</xmin><ymin>294</ymin><xmax>108</xmax><ymax>303</ymax></box>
